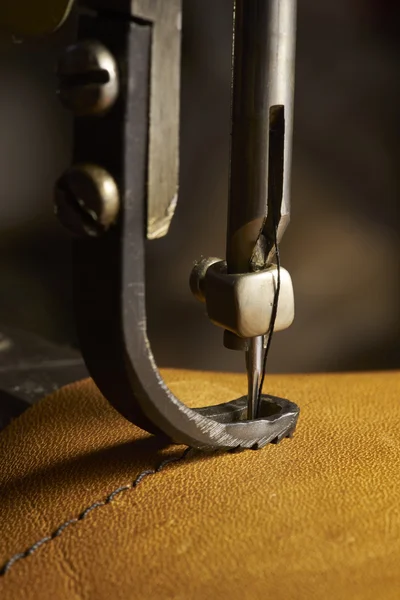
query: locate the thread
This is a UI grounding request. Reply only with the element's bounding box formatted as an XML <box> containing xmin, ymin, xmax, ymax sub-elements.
<box><xmin>0</xmin><ymin>447</ymin><xmax>192</xmax><ymax>577</ymax></box>
<box><xmin>258</xmin><ymin>220</ymin><xmax>281</xmax><ymax>401</ymax></box>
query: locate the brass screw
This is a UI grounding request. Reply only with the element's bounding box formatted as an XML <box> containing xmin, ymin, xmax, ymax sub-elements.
<box><xmin>57</xmin><ymin>40</ymin><xmax>119</xmax><ymax>116</ymax></box>
<box><xmin>54</xmin><ymin>164</ymin><xmax>120</xmax><ymax>237</ymax></box>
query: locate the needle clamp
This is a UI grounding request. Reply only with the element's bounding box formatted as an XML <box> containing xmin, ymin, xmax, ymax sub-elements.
<box><xmin>190</xmin><ymin>258</ymin><xmax>295</xmax><ymax>339</ymax></box>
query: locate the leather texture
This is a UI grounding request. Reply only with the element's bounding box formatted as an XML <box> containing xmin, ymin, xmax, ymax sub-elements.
<box><xmin>0</xmin><ymin>369</ymin><xmax>399</xmax><ymax>599</ymax></box>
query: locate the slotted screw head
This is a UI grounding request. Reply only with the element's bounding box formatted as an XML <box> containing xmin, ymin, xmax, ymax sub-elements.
<box><xmin>57</xmin><ymin>40</ymin><xmax>119</xmax><ymax>116</ymax></box>
<box><xmin>54</xmin><ymin>164</ymin><xmax>120</xmax><ymax>237</ymax></box>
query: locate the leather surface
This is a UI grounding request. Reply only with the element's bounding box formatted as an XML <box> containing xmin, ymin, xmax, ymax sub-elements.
<box><xmin>0</xmin><ymin>370</ymin><xmax>399</xmax><ymax>599</ymax></box>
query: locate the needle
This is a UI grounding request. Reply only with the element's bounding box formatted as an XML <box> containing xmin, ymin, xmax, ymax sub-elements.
<box><xmin>246</xmin><ymin>336</ymin><xmax>264</xmax><ymax>419</ymax></box>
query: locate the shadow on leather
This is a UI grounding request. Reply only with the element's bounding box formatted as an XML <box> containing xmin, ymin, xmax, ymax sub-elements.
<box><xmin>0</xmin><ymin>434</ymin><xmax>218</xmax><ymax>519</ymax></box>
<box><xmin>0</xmin><ymin>434</ymin><xmax>177</xmax><ymax>511</ymax></box>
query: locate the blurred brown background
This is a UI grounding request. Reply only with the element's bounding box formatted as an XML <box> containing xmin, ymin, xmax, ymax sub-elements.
<box><xmin>0</xmin><ymin>0</ymin><xmax>398</xmax><ymax>374</ymax></box>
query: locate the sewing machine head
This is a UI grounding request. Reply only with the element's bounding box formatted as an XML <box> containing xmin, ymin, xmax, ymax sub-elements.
<box><xmin>0</xmin><ymin>0</ymin><xmax>300</xmax><ymax>450</ymax></box>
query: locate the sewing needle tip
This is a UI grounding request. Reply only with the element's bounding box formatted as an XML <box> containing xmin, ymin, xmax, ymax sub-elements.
<box><xmin>246</xmin><ymin>336</ymin><xmax>264</xmax><ymax>419</ymax></box>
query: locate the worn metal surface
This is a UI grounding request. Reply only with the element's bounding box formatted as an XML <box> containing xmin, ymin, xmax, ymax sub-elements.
<box><xmin>69</xmin><ymin>15</ymin><xmax>299</xmax><ymax>450</ymax></box>
<box><xmin>57</xmin><ymin>40</ymin><xmax>119</xmax><ymax>116</ymax></box>
<box><xmin>84</xmin><ymin>0</ymin><xmax>182</xmax><ymax>240</ymax></box>
<box><xmin>133</xmin><ymin>1</ymin><xmax>181</xmax><ymax>240</ymax></box>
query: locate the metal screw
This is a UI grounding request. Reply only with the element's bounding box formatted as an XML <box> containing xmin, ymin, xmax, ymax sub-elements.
<box><xmin>57</xmin><ymin>40</ymin><xmax>119</xmax><ymax>116</ymax></box>
<box><xmin>54</xmin><ymin>164</ymin><xmax>120</xmax><ymax>237</ymax></box>
<box><xmin>189</xmin><ymin>257</ymin><xmax>221</xmax><ymax>303</ymax></box>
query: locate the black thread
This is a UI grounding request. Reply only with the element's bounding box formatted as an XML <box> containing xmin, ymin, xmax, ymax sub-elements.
<box><xmin>133</xmin><ymin>470</ymin><xmax>155</xmax><ymax>486</ymax></box>
<box><xmin>256</xmin><ymin>104</ymin><xmax>285</xmax><ymax>402</ymax></box>
<box><xmin>258</xmin><ymin>218</ymin><xmax>281</xmax><ymax>400</ymax></box>
<box><xmin>105</xmin><ymin>486</ymin><xmax>130</xmax><ymax>504</ymax></box>
<box><xmin>0</xmin><ymin>447</ymin><xmax>191</xmax><ymax>577</ymax></box>
<box><xmin>52</xmin><ymin>519</ymin><xmax>78</xmax><ymax>539</ymax></box>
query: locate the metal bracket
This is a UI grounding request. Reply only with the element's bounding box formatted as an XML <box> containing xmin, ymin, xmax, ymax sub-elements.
<box><xmin>83</xmin><ymin>0</ymin><xmax>181</xmax><ymax>240</ymax></box>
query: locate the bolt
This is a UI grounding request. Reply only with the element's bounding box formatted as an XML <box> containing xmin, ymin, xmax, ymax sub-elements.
<box><xmin>189</xmin><ymin>257</ymin><xmax>221</xmax><ymax>303</ymax></box>
<box><xmin>54</xmin><ymin>164</ymin><xmax>120</xmax><ymax>237</ymax></box>
<box><xmin>57</xmin><ymin>40</ymin><xmax>119</xmax><ymax>116</ymax></box>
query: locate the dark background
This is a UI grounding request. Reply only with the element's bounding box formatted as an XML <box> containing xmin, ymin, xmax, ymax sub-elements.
<box><xmin>0</xmin><ymin>0</ymin><xmax>398</xmax><ymax>374</ymax></box>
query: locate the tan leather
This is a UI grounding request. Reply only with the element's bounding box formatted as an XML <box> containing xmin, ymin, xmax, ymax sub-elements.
<box><xmin>0</xmin><ymin>370</ymin><xmax>399</xmax><ymax>599</ymax></box>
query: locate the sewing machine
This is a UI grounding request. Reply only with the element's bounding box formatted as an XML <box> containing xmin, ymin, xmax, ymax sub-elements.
<box><xmin>0</xmin><ymin>0</ymin><xmax>299</xmax><ymax>449</ymax></box>
<box><xmin>2</xmin><ymin>3</ymin><xmax>400</xmax><ymax>598</ymax></box>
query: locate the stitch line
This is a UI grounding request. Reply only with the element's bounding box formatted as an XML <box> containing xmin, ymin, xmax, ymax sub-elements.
<box><xmin>0</xmin><ymin>447</ymin><xmax>191</xmax><ymax>577</ymax></box>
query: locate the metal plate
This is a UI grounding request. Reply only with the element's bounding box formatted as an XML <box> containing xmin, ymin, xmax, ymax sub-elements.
<box><xmin>84</xmin><ymin>0</ymin><xmax>182</xmax><ymax>240</ymax></box>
